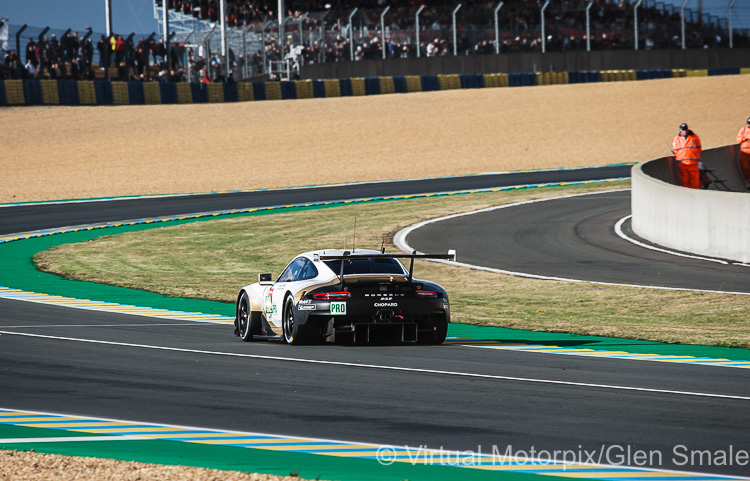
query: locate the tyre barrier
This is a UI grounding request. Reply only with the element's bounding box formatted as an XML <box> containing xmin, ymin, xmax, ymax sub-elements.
<box><xmin>1</xmin><ymin>67</ymin><xmax>747</xmax><ymax>107</ymax></box>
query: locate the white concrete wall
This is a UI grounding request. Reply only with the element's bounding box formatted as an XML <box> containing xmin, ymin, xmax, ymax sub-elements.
<box><xmin>631</xmin><ymin>161</ymin><xmax>750</xmax><ymax>264</ymax></box>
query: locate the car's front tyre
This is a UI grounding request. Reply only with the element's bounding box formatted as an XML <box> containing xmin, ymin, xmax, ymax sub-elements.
<box><xmin>237</xmin><ymin>292</ymin><xmax>261</xmax><ymax>342</ymax></box>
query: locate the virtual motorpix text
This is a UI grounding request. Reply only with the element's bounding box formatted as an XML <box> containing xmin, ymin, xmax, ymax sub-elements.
<box><xmin>375</xmin><ymin>444</ymin><xmax>749</xmax><ymax>468</ymax></box>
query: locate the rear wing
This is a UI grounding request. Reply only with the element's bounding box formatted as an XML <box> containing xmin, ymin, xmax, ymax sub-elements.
<box><xmin>316</xmin><ymin>250</ymin><xmax>456</xmax><ymax>283</ymax></box>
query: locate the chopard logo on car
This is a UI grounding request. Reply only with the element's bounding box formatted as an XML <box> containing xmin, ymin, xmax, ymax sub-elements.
<box><xmin>374</xmin><ymin>302</ymin><xmax>398</xmax><ymax>307</ymax></box>
<box><xmin>298</xmin><ymin>304</ymin><xmax>315</xmax><ymax>311</ymax></box>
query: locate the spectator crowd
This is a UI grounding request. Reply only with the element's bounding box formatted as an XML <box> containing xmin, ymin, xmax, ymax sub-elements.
<box><xmin>1</xmin><ymin>30</ymin><xmax>197</xmax><ymax>82</ymax></box>
<box><xmin>3</xmin><ymin>0</ymin><xmax>748</xmax><ymax>82</ymax></box>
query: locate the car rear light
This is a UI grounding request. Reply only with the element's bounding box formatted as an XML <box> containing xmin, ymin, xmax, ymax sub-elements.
<box><xmin>416</xmin><ymin>290</ymin><xmax>439</xmax><ymax>298</ymax></box>
<box><xmin>312</xmin><ymin>291</ymin><xmax>351</xmax><ymax>300</ymax></box>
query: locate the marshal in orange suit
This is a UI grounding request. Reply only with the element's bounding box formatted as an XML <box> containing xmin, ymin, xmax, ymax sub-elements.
<box><xmin>672</xmin><ymin>123</ymin><xmax>702</xmax><ymax>189</ymax></box>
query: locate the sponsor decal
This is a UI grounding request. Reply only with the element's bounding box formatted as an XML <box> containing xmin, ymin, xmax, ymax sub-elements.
<box><xmin>264</xmin><ymin>287</ymin><xmax>275</xmax><ymax>314</ymax></box>
<box><xmin>330</xmin><ymin>302</ymin><xmax>347</xmax><ymax>315</ymax></box>
<box><xmin>374</xmin><ymin>303</ymin><xmax>398</xmax><ymax>307</ymax></box>
<box><xmin>298</xmin><ymin>305</ymin><xmax>316</xmax><ymax>311</ymax></box>
<box><xmin>298</xmin><ymin>299</ymin><xmax>312</xmax><ymax>305</ymax></box>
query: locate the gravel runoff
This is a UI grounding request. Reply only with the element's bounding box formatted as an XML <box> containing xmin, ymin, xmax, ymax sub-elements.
<box><xmin>0</xmin><ymin>450</ymin><xmax>318</xmax><ymax>481</ymax></box>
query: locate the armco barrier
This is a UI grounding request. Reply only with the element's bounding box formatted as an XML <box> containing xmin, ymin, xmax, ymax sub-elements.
<box><xmin>1</xmin><ymin>67</ymin><xmax>747</xmax><ymax>107</ymax></box>
<box><xmin>632</xmin><ymin>145</ymin><xmax>750</xmax><ymax>264</ymax></box>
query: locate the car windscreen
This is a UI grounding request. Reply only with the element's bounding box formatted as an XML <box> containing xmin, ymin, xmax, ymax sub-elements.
<box><xmin>323</xmin><ymin>258</ymin><xmax>406</xmax><ymax>276</ymax></box>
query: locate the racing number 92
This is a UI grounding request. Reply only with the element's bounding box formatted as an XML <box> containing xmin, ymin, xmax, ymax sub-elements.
<box><xmin>330</xmin><ymin>302</ymin><xmax>347</xmax><ymax>315</ymax></box>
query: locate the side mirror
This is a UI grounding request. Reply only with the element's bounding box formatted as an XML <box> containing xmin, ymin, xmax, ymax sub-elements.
<box><xmin>258</xmin><ymin>273</ymin><xmax>272</xmax><ymax>282</ymax></box>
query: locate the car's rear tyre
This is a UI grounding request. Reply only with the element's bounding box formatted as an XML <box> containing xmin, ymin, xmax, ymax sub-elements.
<box><xmin>419</xmin><ymin>315</ymin><xmax>448</xmax><ymax>345</ymax></box>
<box><xmin>282</xmin><ymin>295</ymin><xmax>316</xmax><ymax>345</ymax></box>
<box><xmin>237</xmin><ymin>292</ymin><xmax>261</xmax><ymax>341</ymax></box>
<box><xmin>432</xmin><ymin>316</ymin><xmax>448</xmax><ymax>345</ymax></box>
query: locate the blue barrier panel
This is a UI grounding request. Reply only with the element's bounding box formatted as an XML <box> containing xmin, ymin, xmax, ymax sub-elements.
<box><xmin>312</xmin><ymin>79</ymin><xmax>326</xmax><ymax>98</ymax></box>
<box><xmin>568</xmin><ymin>71</ymin><xmax>579</xmax><ymax>84</ymax></box>
<box><xmin>279</xmin><ymin>81</ymin><xmax>296</xmax><ymax>100</ymax></box>
<box><xmin>0</xmin><ymin>80</ymin><xmax>6</xmax><ymax>106</ymax></box>
<box><xmin>708</xmin><ymin>68</ymin><xmax>740</xmax><ymax>76</ymax></box>
<box><xmin>509</xmin><ymin>72</ymin><xmax>533</xmax><ymax>87</ymax></box>
<box><xmin>573</xmin><ymin>71</ymin><xmax>592</xmax><ymax>84</ymax></box>
<box><xmin>94</xmin><ymin>80</ymin><xmax>113</xmax><ymax>105</ymax></box>
<box><xmin>461</xmin><ymin>74</ymin><xmax>483</xmax><ymax>89</ymax></box>
<box><xmin>252</xmin><ymin>81</ymin><xmax>266</xmax><ymax>101</ymax></box>
<box><xmin>658</xmin><ymin>69</ymin><xmax>671</xmax><ymax>78</ymax></box>
<box><xmin>339</xmin><ymin>78</ymin><xmax>353</xmax><ymax>97</ymax></box>
<box><xmin>127</xmin><ymin>82</ymin><xmax>145</xmax><ymax>105</ymax></box>
<box><xmin>393</xmin><ymin>76</ymin><xmax>407</xmax><ymax>93</ymax></box>
<box><xmin>24</xmin><ymin>79</ymin><xmax>43</xmax><ymax>105</ymax></box>
<box><xmin>58</xmin><ymin>80</ymin><xmax>80</xmax><ymax>105</ymax></box>
<box><xmin>509</xmin><ymin>72</ymin><xmax>535</xmax><ymax>87</ymax></box>
<box><xmin>190</xmin><ymin>82</ymin><xmax>208</xmax><ymax>103</ymax></box>
<box><xmin>585</xmin><ymin>70</ymin><xmax>601</xmax><ymax>83</ymax></box>
<box><xmin>636</xmin><ymin>70</ymin><xmax>648</xmax><ymax>80</ymax></box>
<box><xmin>223</xmin><ymin>82</ymin><xmax>238</xmax><ymax>102</ymax></box>
<box><xmin>159</xmin><ymin>81</ymin><xmax>177</xmax><ymax>104</ymax></box>
<box><xmin>421</xmin><ymin>75</ymin><xmax>439</xmax><ymax>91</ymax></box>
<box><xmin>364</xmin><ymin>77</ymin><xmax>381</xmax><ymax>95</ymax></box>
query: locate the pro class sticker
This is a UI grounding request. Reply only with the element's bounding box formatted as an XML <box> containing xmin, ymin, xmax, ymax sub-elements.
<box><xmin>330</xmin><ymin>302</ymin><xmax>347</xmax><ymax>315</ymax></box>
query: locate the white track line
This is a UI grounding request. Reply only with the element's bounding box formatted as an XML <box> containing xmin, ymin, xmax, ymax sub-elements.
<box><xmin>615</xmin><ymin>215</ymin><xmax>749</xmax><ymax>267</ymax></box>
<box><xmin>1</xmin><ymin>330</ymin><xmax>748</xmax><ymax>401</ymax></box>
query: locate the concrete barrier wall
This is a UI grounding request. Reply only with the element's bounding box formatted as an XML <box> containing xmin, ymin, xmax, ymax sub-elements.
<box><xmin>631</xmin><ymin>146</ymin><xmax>750</xmax><ymax>264</ymax></box>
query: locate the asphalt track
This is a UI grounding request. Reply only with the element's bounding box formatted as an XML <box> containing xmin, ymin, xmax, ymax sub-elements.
<box><xmin>0</xmin><ymin>165</ymin><xmax>629</xmax><ymax>234</ymax></box>
<box><xmin>403</xmin><ymin>190</ymin><xmax>750</xmax><ymax>293</ymax></box>
<box><xmin>1</xmin><ymin>167</ymin><xmax>749</xmax><ymax>478</ymax></box>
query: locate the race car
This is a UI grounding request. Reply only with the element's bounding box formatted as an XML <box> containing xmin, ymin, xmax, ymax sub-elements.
<box><xmin>233</xmin><ymin>248</ymin><xmax>455</xmax><ymax>345</ymax></box>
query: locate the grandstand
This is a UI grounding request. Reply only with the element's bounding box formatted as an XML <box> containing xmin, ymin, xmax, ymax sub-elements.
<box><xmin>153</xmin><ymin>0</ymin><xmax>748</xmax><ymax>80</ymax></box>
<box><xmin>2</xmin><ymin>0</ymin><xmax>748</xmax><ymax>83</ymax></box>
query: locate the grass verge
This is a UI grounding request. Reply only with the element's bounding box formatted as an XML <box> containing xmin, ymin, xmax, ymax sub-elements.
<box><xmin>34</xmin><ymin>180</ymin><xmax>750</xmax><ymax>349</ymax></box>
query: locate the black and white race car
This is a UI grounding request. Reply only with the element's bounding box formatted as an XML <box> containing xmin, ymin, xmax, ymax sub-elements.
<box><xmin>234</xmin><ymin>248</ymin><xmax>455</xmax><ymax>345</ymax></box>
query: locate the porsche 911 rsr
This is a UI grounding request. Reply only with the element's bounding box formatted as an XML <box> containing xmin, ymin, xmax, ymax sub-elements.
<box><xmin>233</xmin><ymin>249</ymin><xmax>455</xmax><ymax>345</ymax></box>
